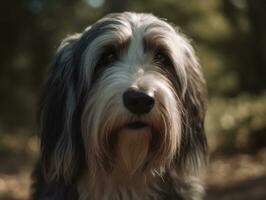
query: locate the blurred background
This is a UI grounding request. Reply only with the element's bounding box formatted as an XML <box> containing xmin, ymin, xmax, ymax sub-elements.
<box><xmin>0</xmin><ymin>0</ymin><xmax>266</xmax><ymax>199</ymax></box>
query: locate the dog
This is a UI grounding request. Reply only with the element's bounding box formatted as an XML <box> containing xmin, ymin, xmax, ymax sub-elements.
<box><xmin>31</xmin><ymin>12</ymin><xmax>208</xmax><ymax>200</ymax></box>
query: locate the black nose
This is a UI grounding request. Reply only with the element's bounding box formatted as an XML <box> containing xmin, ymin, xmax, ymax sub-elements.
<box><xmin>123</xmin><ymin>89</ymin><xmax>155</xmax><ymax>115</ymax></box>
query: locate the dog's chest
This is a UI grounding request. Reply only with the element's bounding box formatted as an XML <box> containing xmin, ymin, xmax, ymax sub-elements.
<box><xmin>77</xmin><ymin>174</ymin><xmax>162</xmax><ymax>200</ymax></box>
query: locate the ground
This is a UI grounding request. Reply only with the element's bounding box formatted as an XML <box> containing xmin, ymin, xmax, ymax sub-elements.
<box><xmin>0</xmin><ymin>134</ymin><xmax>266</xmax><ymax>200</ymax></box>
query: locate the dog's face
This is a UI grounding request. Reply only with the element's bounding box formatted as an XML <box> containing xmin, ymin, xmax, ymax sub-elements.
<box><xmin>81</xmin><ymin>13</ymin><xmax>186</xmax><ymax>175</ymax></box>
<box><xmin>40</xmin><ymin>12</ymin><xmax>207</xmax><ymax>182</ymax></box>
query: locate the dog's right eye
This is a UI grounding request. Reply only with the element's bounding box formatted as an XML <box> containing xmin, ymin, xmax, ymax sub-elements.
<box><xmin>97</xmin><ymin>49</ymin><xmax>117</xmax><ymax>69</ymax></box>
<box><xmin>92</xmin><ymin>49</ymin><xmax>118</xmax><ymax>82</ymax></box>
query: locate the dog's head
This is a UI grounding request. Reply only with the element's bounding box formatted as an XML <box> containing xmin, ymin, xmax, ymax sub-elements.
<box><xmin>39</xmin><ymin>12</ymin><xmax>207</xmax><ymax>182</ymax></box>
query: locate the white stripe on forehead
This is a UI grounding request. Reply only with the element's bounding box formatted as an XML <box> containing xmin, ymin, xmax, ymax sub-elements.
<box><xmin>124</xmin><ymin>24</ymin><xmax>146</xmax><ymax>66</ymax></box>
<box><xmin>120</xmin><ymin>13</ymin><xmax>174</xmax><ymax>67</ymax></box>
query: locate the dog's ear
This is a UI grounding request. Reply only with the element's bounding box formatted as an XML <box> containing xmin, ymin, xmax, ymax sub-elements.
<box><xmin>178</xmin><ymin>42</ymin><xmax>208</xmax><ymax>175</ymax></box>
<box><xmin>39</xmin><ymin>34</ymin><xmax>85</xmax><ymax>182</ymax></box>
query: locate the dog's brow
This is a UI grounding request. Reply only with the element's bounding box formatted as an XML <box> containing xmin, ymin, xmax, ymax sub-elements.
<box><xmin>114</xmin><ymin>37</ymin><xmax>130</xmax><ymax>52</ymax></box>
<box><xmin>143</xmin><ymin>36</ymin><xmax>169</xmax><ymax>54</ymax></box>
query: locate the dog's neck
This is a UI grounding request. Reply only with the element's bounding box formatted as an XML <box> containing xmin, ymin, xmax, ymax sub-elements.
<box><xmin>78</xmin><ymin>128</ymin><xmax>162</xmax><ymax>200</ymax></box>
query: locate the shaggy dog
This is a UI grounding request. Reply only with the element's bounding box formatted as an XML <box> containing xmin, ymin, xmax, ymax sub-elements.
<box><xmin>31</xmin><ymin>12</ymin><xmax>208</xmax><ymax>200</ymax></box>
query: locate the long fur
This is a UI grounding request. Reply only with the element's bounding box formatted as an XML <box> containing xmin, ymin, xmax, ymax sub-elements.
<box><xmin>31</xmin><ymin>12</ymin><xmax>207</xmax><ymax>200</ymax></box>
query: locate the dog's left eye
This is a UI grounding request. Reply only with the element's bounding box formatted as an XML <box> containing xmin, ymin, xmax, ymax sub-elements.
<box><xmin>153</xmin><ymin>51</ymin><xmax>171</xmax><ymax>67</ymax></box>
<box><xmin>154</xmin><ymin>52</ymin><xmax>166</xmax><ymax>62</ymax></box>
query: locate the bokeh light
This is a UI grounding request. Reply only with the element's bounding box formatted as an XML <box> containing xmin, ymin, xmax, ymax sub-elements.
<box><xmin>83</xmin><ymin>0</ymin><xmax>105</xmax><ymax>8</ymax></box>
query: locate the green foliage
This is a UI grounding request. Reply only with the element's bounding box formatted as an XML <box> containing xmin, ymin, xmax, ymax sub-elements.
<box><xmin>207</xmin><ymin>94</ymin><xmax>266</xmax><ymax>155</ymax></box>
